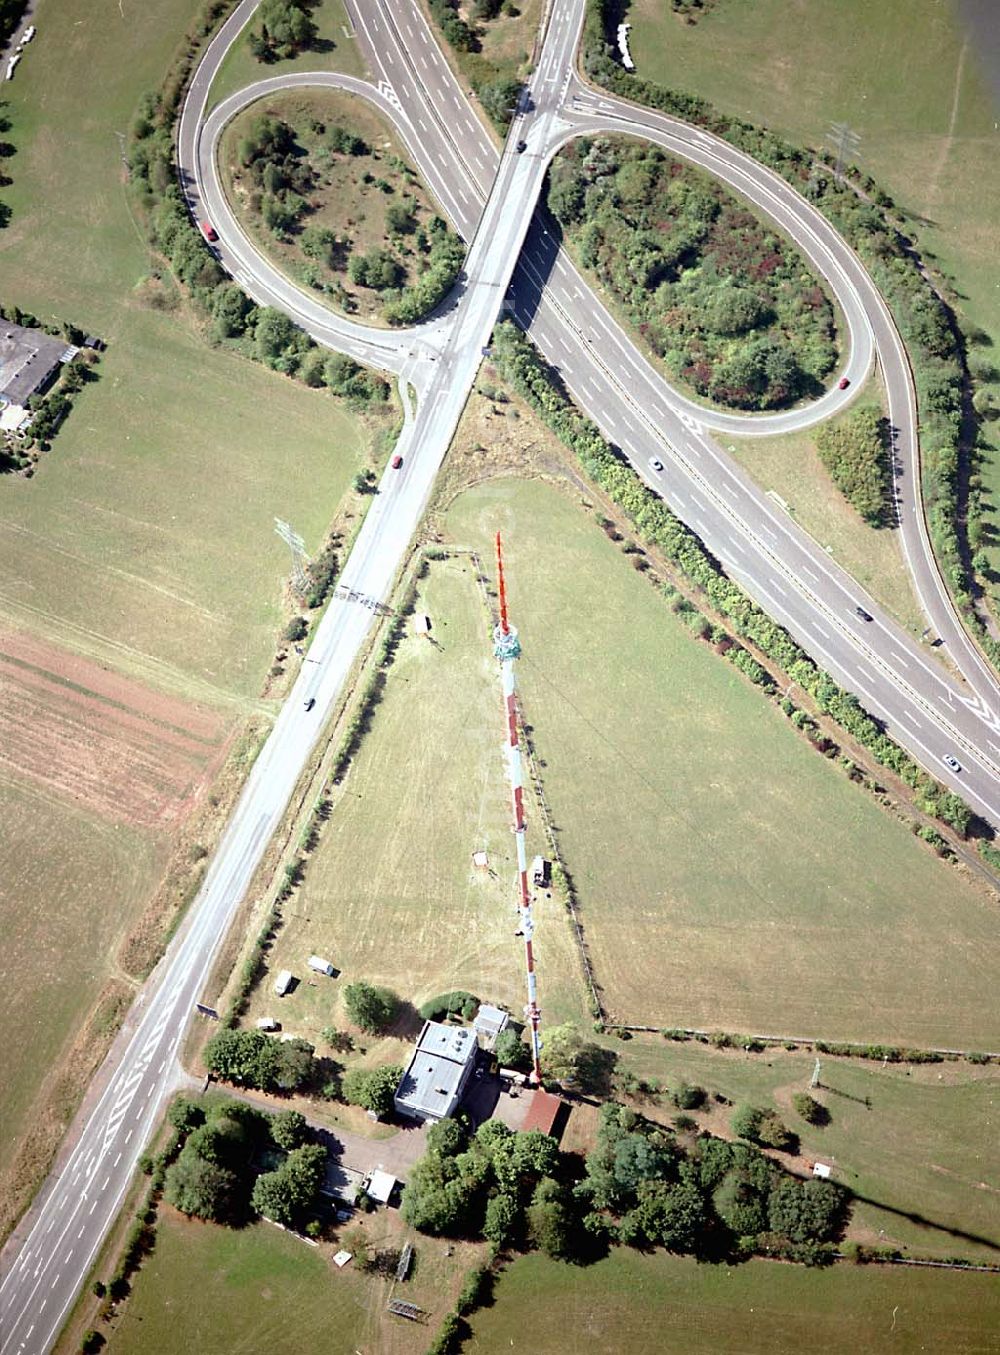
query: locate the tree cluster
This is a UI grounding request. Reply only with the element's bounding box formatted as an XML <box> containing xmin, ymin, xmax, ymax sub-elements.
<box><xmin>731</xmin><ymin>1103</ymin><xmax>797</xmax><ymax>1152</ymax></box>
<box><xmin>163</xmin><ymin>1096</ymin><xmax>325</xmax><ymax>1229</ymax></box>
<box><xmin>489</xmin><ymin>320</ymin><xmax>979</xmax><ymax>841</ymax></box>
<box><xmin>248</xmin><ymin>0</ymin><xmax>317</xmax><ymax>63</ymax></box>
<box><xmin>401</xmin><ymin>1117</ymin><xmax>572</xmax><ymax>1254</ymax></box>
<box><xmin>816</xmin><ymin>408</ymin><xmax>892</xmax><ymax>525</ymax></box>
<box><xmin>203</xmin><ymin>1027</ymin><xmax>316</xmax><ymax>1093</ymax></box>
<box><xmin>547</xmin><ymin>137</ymin><xmax>836</xmax><ymax>411</ymax></box>
<box><xmin>228</xmin><ymin>106</ymin><xmax>465</xmax><ymax>326</ymax></box>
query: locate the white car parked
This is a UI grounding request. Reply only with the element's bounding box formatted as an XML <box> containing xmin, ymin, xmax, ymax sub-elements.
<box><xmin>5</xmin><ymin>53</ymin><xmax>20</xmax><ymax>79</ymax></box>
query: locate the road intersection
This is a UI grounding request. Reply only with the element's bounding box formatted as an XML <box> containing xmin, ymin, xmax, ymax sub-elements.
<box><xmin>2</xmin><ymin>2</ymin><xmax>999</xmax><ymax>1351</ymax></box>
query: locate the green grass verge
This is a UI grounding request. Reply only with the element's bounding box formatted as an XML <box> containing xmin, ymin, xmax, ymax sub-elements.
<box><xmin>725</xmin><ymin>381</ymin><xmax>929</xmax><ymax>639</ymax></box>
<box><xmin>239</xmin><ymin>555</ymin><xmax>586</xmax><ymax>1045</ymax></box>
<box><xmin>443</xmin><ymin>477</ymin><xmax>1000</xmax><ymax>1048</ymax></box>
<box><xmin>625</xmin><ymin>0</ymin><xmax>1000</xmax><ymax>628</ymax></box>
<box><xmin>207</xmin><ymin>0</ymin><xmax>365</xmax><ymax>111</ymax></box>
<box><xmin>466</xmin><ymin>1250</ymin><xmax>1000</xmax><ymax>1353</ymax></box>
<box><xmin>613</xmin><ymin>1036</ymin><xmax>1000</xmax><ymax>1263</ymax></box>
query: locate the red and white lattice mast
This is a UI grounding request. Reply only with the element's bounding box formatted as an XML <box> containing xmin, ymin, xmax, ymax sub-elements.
<box><xmin>493</xmin><ymin>532</ymin><xmax>543</xmax><ymax>1085</ymax></box>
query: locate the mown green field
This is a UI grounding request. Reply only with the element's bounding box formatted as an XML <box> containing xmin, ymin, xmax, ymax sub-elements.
<box><xmin>612</xmin><ymin>1035</ymin><xmax>1000</xmax><ymax>1264</ymax></box>
<box><xmin>626</xmin><ymin>0</ymin><xmax>1000</xmax><ymax>614</ymax></box>
<box><xmin>208</xmin><ymin>0</ymin><xmax>365</xmax><ymax>111</ymax></box>
<box><xmin>0</xmin><ymin>0</ymin><xmax>369</xmax><ymax>701</ymax></box>
<box><xmin>105</xmin><ymin>1210</ymin><xmax>476</xmax><ymax>1355</ymax></box>
<box><xmin>444</xmin><ymin>478</ymin><xmax>1000</xmax><ymax>1047</ymax></box>
<box><xmin>241</xmin><ymin>555</ymin><xmax>586</xmax><ymax>1044</ymax></box>
<box><xmin>466</xmin><ymin>1250</ymin><xmax>1000</xmax><ymax>1354</ymax></box>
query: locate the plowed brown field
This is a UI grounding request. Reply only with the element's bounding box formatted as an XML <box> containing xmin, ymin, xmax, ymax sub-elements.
<box><xmin>0</xmin><ymin>630</ymin><xmax>228</xmax><ymax>827</ymax></box>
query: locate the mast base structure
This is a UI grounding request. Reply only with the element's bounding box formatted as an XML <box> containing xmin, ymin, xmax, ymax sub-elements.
<box><xmin>493</xmin><ymin>532</ymin><xmax>543</xmax><ymax>1086</ymax></box>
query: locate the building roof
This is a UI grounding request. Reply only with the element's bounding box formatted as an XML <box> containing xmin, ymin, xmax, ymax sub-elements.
<box><xmin>395</xmin><ymin>1020</ymin><xmax>477</xmax><ymax>1120</ymax></box>
<box><xmin>521</xmin><ymin>1089</ymin><xmax>566</xmax><ymax>1139</ymax></box>
<box><xmin>367</xmin><ymin>1169</ymin><xmax>396</xmax><ymax>1204</ymax></box>
<box><xmin>473</xmin><ymin>1004</ymin><xmax>509</xmax><ymax>1038</ymax></box>
<box><xmin>0</xmin><ymin>322</ymin><xmax>69</xmax><ymax>406</ymax></box>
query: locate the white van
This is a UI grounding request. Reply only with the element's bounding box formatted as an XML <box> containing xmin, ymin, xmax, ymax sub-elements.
<box><xmin>308</xmin><ymin>955</ymin><xmax>335</xmax><ymax>977</ymax></box>
<box><xmin>273</xmin><ymin>969</ymin><xmax>295</xmax><ymax>997</ymax></box>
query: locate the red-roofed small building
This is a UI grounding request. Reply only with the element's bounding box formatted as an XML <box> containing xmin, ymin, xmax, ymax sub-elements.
<box><xmin>521</xmin><ymin>1089</ymin><xmax>568</xmax><ymax>1141</ymax></box>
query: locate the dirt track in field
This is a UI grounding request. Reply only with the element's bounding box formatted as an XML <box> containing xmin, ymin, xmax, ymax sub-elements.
<box><xmin>0</xmin><ymin>628</ymin><xmax>229</xmax><ymax>827</ymax></box>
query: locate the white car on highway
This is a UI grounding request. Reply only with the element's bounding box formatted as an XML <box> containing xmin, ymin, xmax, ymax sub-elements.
<box><xmin>648</xmin><ymin>456</ymin><xmax>664</xmax><ymax>474</ymax></box>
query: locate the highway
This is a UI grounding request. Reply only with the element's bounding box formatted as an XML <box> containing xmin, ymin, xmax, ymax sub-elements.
<box><xmin>2</xmin><ymin>1</ymin><xmax>999</xmax><ymax>1350</ymax></box>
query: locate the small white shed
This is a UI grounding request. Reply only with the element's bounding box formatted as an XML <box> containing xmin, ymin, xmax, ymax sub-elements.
<box><xmin>812</xmin><ymin>1162</ymin><xmax>832</xmax><ymax>1179</ymax></box>
<box><xmin>256</xmin><ymin>1016</ymin><xmax>279</xmax><ymax>1031</ymax></box>
<box><xmin>367</xmin><ymin>1170</ymin><xmax>397</xmax><ymax>1205</ymax></box>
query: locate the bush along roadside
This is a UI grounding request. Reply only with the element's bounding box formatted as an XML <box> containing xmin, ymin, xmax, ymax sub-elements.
<box><xmin>489</xmin><ymin>319</ymin><xmax>986</xmax><ymax>848</ymax></box>
<box><xmin>581</xmin><ymin>0</ymin><xmax>1000</xmax><ymax>669</ymax></box>
<box><xmin>124</xmin><ymin>4</ymin><xmax>391</xmax><ymax>412</ymax></box>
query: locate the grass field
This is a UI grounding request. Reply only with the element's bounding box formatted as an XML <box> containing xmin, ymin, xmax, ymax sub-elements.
<box><xmin>726</xmin><ymin>382</ymin><xmax>930</xmax><ymax>640</ymax></box>
<box><xmin>626</xmin><ymin>0</ymin><xmax>1000</xmax><ymax>613</ymax></box>
<box><xmin>466</xmin><ymin>1250</ymin><xmax>1000</xmax><ymax>1354</ymax></box>
<box><xmin>610</xmin><ymin>1036</ymin><xmax>1000</xmax><ymax>1264</ymax></box>
<box><xmin>240</xmin><ymin>555</ymin><xmax>586</xmax><ymax>1047</ymax></box>
<box><xmin>221</xmin><ymin>89</ymin><xmax>457</xmax><ymax>327</ymax></box>
<box><xmin>0</xmin><ymin>780</ymin><xmax>161</xmax><ymax>1178</ymax></box>
<box><xmin>208</xmin><ymin>0</ymin><xmax>365</xmax><ymax>111</ymax></box>
<box><xmin>443</xmin><ymin>477</ymin><xmax>1000</xmax><ymax>1048</ymax></box>
<box><xmin>105</xmin><ymin>1209</ymin><xmax>481</xmax><ymax>1355</ymax></box>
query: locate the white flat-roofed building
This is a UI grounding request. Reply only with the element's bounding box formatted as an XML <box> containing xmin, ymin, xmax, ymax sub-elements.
<box><xmin>394</xmin><ymin>1020</ymin><xmax>478</xmax><ymax>1122</ymax></box>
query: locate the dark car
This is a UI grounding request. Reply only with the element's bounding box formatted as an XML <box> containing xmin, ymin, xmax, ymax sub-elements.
<box><xmin>516</xmin><ymin>140</ymin><xmax>527</xmax><ymax>153</ymax></box>
<box><xmin>303</xmin><ymin>697</ymin><xmax>316</xmax><ymax>712</ymax></box>
<box><xmin>854</xmin><ymin>606</ymin><xmax>873</xmax><ymax>622</ymax></box>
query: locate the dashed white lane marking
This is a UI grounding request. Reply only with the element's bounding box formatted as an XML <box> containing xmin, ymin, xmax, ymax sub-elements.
<box><xmin>890</xmin><ymin>650</ymin><xmax>910</xmax><ymax>669</ymax></box>
<box><xmin>113</xmin><ymin>1153</ymin><xmax>122</xmax><ymax>1167</ymax></box>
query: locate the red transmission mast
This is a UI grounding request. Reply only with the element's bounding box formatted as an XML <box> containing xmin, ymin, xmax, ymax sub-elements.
<box><xmin>493</xmin><ymin>532</ymin><xmax>543</xmax><ymax>1084</ymax></box>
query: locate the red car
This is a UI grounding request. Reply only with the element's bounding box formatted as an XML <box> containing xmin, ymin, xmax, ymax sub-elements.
<box><xmin>838</xmin><ymin>376</ymin><xmax>850</xmax><ymax>390</ymax></box>
<box><xmin>391</xmin><ymin>454</ymin><xmax>403</xmax><ymax>469</ymax></box>
<box><xmin>200</xmin><ymin>220</ymin><xmax>218</xmax><ymax>243</ymax></box>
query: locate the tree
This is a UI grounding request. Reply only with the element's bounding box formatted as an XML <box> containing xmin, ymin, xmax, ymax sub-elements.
<box><xmin>672</xmin><ymin>1081</ymin><xmax>706</xmax><ymax>1110</ymax></box>
<box><xmin>494</xmin><ymin>1027</ymin><xmax>531</xmax><ymax>1071</ymax></box>
<box><xmin>211</xmin><ymin>283</ymin><xmax>253</xmax><ymax>339</ymax></box>
<box><xmin>252</xmin><ymin>1143</ymin><xmax>326</xmax><ymax>1225</ymax></box>
<box><xmin>343</xmin><ymin>980</ymin><xmax>401</xmax><ymax>1033</ymax></box>
<box><xmin>792</xmin><ymin>1092</ymin><xmax>828</xmax><ymax>1125</ymax></box>
<box><xmin>540</xmin><ymin>1023</ymin><xmax>617</xmax><ymax>1093</ymax></box>
<box><xmin>254</xmin><ymin>306</ymin><xmax>297</xmax><ymax>364</ymax></box>
<box><xmin>164</xmin><ymin>1147</ymin><xmax>236</xmax><ymax>1221</ymax></box>
<box><xmin>167</xmin><ymin>1097</ymin><xmax>205</xmax><ymax>1134</ymax></box>
<box><xmin>342</xmin><ymin>1064</ymin><xmax>403</xmax><ymax>1118</ymax></box>
<box><xmin>731</xmin><ymin>1104</ymin><xmax>764</xmax><ymax>1142</ymax></box>
<box><xmin>477</xmin><ymin>77</ymin><xmax>523</xmax><ymax>130</ymax></box>
<box><xmin>271</xmin><ymin>1109</ymin><xmax>308</xmax><ymax>1150</ymax></box>
<box><xmin>767</xmin><ymin>1178</ymin><xmax>846</xmax><ymax>1245</ymax></box>
<box><xmin>527</xmin><ymin>1177</ymin><xmax>574</xmax><ymax>1258</ymax></box>
<box><xmin>483</xmin><ymin>1191</ymin><xmax>519</xmax><ymax>1245</ymax></box>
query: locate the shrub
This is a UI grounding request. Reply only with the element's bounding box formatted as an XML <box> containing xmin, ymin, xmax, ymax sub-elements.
<box><xmin>418</xmin><ymin>990</ymin><xmax>479</xmax><ymax>1022</ymax></box>
<box><xmin>792</xmin><ymin>1092</ymin><xmax>827</xmax><ymax>1124</ymax></box>
<box><xmin>672</xmin><ymin>1081</ymin><xmax>706</xmax><ymax>1110</ymax></box>
<box><xmin>341</xmin><ymin>1064</ymin><xmax>403</xmax><ymax>1118</ymax></box>
<box><xmin>344</xmin><ymin>980</ymin><xmax>401</xmax><ymax>1033</ymax></box>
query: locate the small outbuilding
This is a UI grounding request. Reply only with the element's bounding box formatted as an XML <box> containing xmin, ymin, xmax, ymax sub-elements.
<box><xmin>531</xmin><ymin>856</ymin><xmax>551</xmax><ymax>888</ymax></box>
<box><xmin>472</xmin><ymin>850</ymin><xmax>489</xmax><ymax>869</ymax></box>
<box><xmin>366</xmin><ymin>1169</ymin><xmax>397</xmax><ymax>1205</ymax></box>
<box><xmin>255</xmin><ymin>1016</ymin><xmax>280</xmax><ymax>1031</ymax></box>
<box><xmin>413</xmin><ymin>614</ymin><xmax>431</xmax><ymax>636</ymax></box>
<box><xmin>308</xmin><ymin>955</ymin><xmax>335</xmax><ymax>977</ymax></box>
<box><xmin>273</xmin><ymin>969</ymin><xmax>295</xmax><ymax>997</ymax></box>
<box><xmin>812</xmin><ymin>1162</ymin><xmax>833</xmax><ymax>1180</ymax></box>
<box><xmin>522</xmin><ymin>1089</ymin><xmax>568</xmax><ymax>1141</ymax></box>
<box><xmin>473</xmin><ymin>1003</ymin><xmax>509</xmax><ymax>1047</ymax></box>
